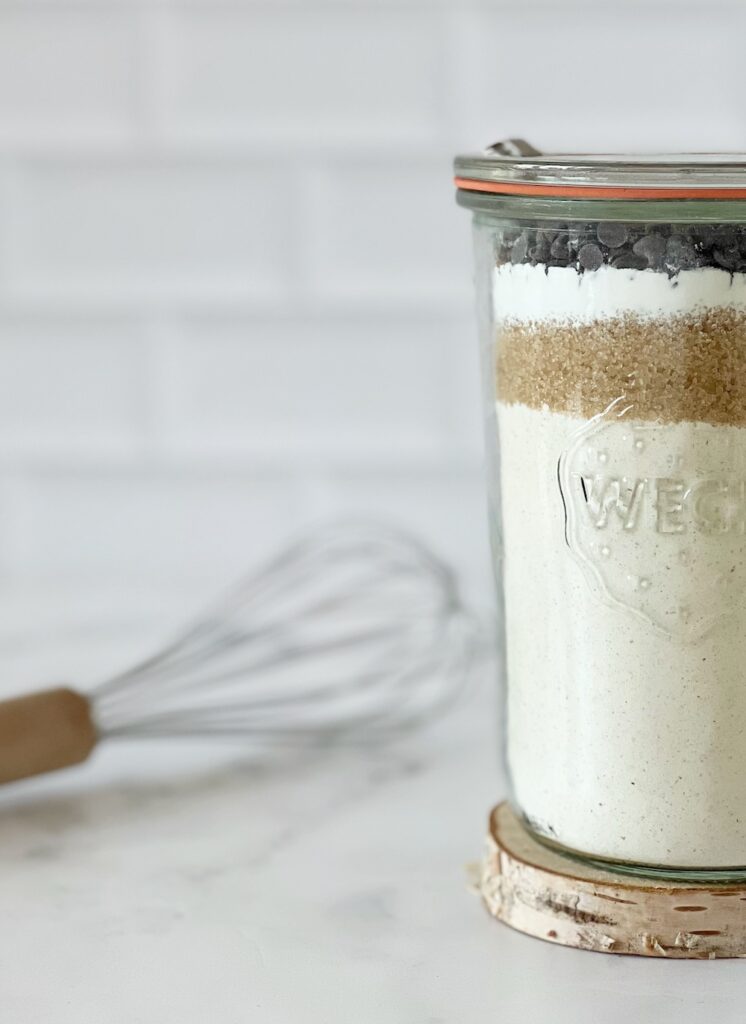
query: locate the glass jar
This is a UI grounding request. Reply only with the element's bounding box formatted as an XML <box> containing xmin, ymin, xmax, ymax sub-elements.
<box><xmin>455</xmin><ymin>143</ymin><xmax>746</xmax><ymax>880</ymax></box>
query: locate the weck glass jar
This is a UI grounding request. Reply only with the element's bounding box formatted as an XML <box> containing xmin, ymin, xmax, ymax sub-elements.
<box><xmin>456</xmin><ymin>142</ymin><xmax>746</xmax><ymax>880</ymax></box>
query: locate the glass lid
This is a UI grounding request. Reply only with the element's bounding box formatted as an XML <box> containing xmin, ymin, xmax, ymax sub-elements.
<box><xmin>454</xmin><ymin>140</ymin><xmax>746</xmax><ymax>199</ymax></box>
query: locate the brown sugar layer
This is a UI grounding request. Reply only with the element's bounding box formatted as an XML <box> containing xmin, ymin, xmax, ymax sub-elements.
<box><xmin>496</xmin><ymin>308</ymin><xmax>746</xmax><ymax>427</ymax></box>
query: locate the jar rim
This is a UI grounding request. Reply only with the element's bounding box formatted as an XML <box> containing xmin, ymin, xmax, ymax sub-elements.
<box><xmin>454</xmin><ymin>148</ymin><xmax>746</xmax><ymax>200</ymax></box>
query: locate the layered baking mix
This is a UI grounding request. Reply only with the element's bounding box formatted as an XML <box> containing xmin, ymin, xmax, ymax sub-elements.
<box><xmin>496</xmin><ymin>221</ymin><xmax>746</xmax><ymax>866</ymax></box>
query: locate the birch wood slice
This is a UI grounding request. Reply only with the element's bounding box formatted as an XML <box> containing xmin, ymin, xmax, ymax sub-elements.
<box><xmin>482</xmin><ymin>802</ymin><xmax>746</xmax><ymax>959</ymax></box>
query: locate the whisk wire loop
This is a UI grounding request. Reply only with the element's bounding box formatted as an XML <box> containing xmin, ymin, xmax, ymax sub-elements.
<box><xmin>91</xmin><ymin>522</ymin><xmax>483</xmax><ymax>743</ymax></box>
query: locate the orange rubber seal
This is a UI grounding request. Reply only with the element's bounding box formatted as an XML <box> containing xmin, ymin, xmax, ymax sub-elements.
<box><xmin>453</xmin><ymin>177</ymin><xmax>746</xmax><ymax>200</ymax></box>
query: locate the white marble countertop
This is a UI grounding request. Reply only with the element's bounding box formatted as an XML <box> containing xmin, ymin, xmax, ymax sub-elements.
<box><xmin>0</xmin><ymin>590</ymin><xmax>745</xmax><ymax>1023</ymax></box>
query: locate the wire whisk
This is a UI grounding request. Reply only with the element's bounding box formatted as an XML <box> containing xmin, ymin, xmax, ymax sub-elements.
<box><xmin>0</xmin><ymin>522</ymin><xmax>483</xmax><ymax>785</ymax></box>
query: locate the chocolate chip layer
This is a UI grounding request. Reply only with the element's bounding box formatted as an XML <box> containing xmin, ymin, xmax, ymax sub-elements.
<box><xmin>498</xmin><ymin>222</ymin><xmax>746</xmax><ymax>276</ymax></box>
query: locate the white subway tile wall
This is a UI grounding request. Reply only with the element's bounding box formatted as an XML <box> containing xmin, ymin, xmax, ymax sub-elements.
<box><xmin>0</xmin><ymin>0</ymin><xmax>742</xmax><ymax>593</ymax></box>
<box><xmin>0</xmin><ymin>10</ymin><xmax>139</xmax><ymax>144</ymax></box>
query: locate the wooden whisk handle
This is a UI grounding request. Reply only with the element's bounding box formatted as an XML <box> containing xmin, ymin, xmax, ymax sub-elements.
<box><xmin>0</xmin><ymin>688</ymin><xmax>97</xmax><ymax>785</ymax></box>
